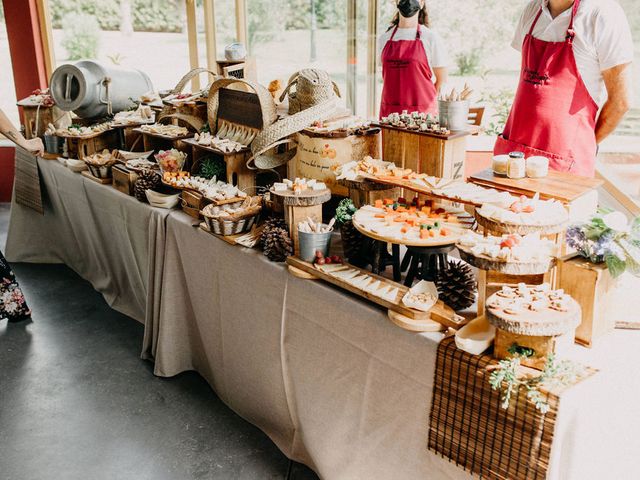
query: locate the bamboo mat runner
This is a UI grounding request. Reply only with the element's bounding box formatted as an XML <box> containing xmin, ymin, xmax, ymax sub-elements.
<box><xmin>428</xmin><ymin>336</ymin><xmax>595</xmax><ymax>480</ymax></box>
<box><xmin>14</xmin><ymin>148</ymin><xmax>43</xmax><ymax>214</ymax></box>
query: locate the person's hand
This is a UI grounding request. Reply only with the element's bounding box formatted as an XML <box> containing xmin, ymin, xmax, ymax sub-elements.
<box><xmin>23</xmin><ymin>138</ymin><xmax>45</xmax><ymax>156</ymax></box>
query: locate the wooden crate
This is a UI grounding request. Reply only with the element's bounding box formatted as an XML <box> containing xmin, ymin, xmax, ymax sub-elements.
<box><xmin>558</xmin><ymin>257</ymin><xmax>622</xmax><ymax>347</ymax></box>
<box><xmin>184</xmin><ymin>138</ymin><xmax>255</xmax><ymax>192</ymax></box>
<box><xmin>379</xmin><ymin>125</ymin><xmax>468</xmax><ymax>180</ymax></box>
<box><xmin>494</xmin><ymin>329</ymin><xmax>574</xmax><ymax>370</ymax></box>
<box><xmin>63</xmin><ymin>130</ymin><xmax>120</xmax><ymax>160</ymax></box>
<box><xmin>21</xmin><ymin>105</ymin><xmax>55</xmax><ymax>140</ymax></box>
<box><xmin>112</xmin><ymin>165</ymin><xmax>137</xmax><ymax>196</ymax></box>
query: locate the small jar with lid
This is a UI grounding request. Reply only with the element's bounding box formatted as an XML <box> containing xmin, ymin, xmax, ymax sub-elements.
<box><xmin>492</xmin><ymin>155</ymin><xmax>509</xmax><ymax>176</ymax></box>
<box><xmin>526</xmin><ymin>156</ymin><xmax>549</xmax><ymax>178</ymax></box>
<box><xmin>507</xmin><ymin>151</ymin><xmax>526</xmax><ymax>179</ymax></box>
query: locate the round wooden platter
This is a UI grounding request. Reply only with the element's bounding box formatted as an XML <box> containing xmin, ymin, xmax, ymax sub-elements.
<box><xmin>269</xmin><ymin>187</ymin><xmax>332</xmax><ymax>206</ymax></box>
<box><xmin>457</xmin><ymin>245</ymin><xmax>555</xmax><ymax>275</ymax></box>
<box><xmin>486</xmin><ymin>294</ymin><xmax>581</xmax><ymax>337</ymax></box>
<box><xmin>474</xmin><ymin>209</ymin><xmax>568</xmax><ymax>235</ymax></box>
<box><xmin>337</xmin><ymin>178</ymin><xmax>393</xmax><ymax>192</ymax></box>
<box><xmin>387</xmin><ymin>310</ymin><xmax>446</xmax><ymax>333</ymax></box>
<box><xmin>352</xmin><ymin>215</ymin><xmax>462</xmax><ymax>248</ymax></box>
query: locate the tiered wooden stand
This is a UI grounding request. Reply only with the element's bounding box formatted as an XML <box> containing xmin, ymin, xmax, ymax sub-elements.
<box><xmin>183</xmin><ymin>138</ymin><xmax>255</xmax><ymax>192</ymax></box>
<box><xmin>337</xmin><ymin>179</ymin><xmax>397</xmax><ymax>209</ymax></box>
<box><xmin>134</xmin><ymin>129</ymin><xmax>193</xmax><ymax>162</ymax></box>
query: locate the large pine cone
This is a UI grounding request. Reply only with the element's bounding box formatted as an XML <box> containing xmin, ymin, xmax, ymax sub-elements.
<box><xmin>435</xmin><ymin>260</ymin><xmax>477</xmax><ymax>311</ymax></box>
<box><xmin>263</xmin><ymin>226</ymin><xmax>293</xmax><ymax>262</ymax></box>
<box><xmin>260</xmin><ymin>216</ymin><xmax>288</xmax><ymax>249</ymax></box>
<box><xmin>134</xmin><ymin>169</ymin><xmax>161</xmax><ymax>202</ymax></box>
<box><xmin>339</xmin><ymin>221</ymin><xmax>364</xmax><ymax>262</ymax></box>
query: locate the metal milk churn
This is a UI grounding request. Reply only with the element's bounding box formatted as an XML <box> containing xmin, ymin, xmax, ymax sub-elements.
<box><xmin>50</xmin><ymin>61</ymin><xmax>153</xmax><ymax>119</ymax></box>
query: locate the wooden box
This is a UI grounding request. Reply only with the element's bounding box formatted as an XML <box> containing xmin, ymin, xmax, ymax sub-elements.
<box><xmin>112</xmin><ymin>165</ymin><xmax>137</xmax><ymax>196</ymax></box>
<box><xmin>181</xmin><ymin>189</ymin><xmax>210</xmax><ymax>211</ymax></box>
<box><xmin>379</xmin><ymin>125</ymin><xmax>468</xmax><ymax>180</ymax></box>
<box><xmin>558</xmin><ymin>257</ymin><xmax>622</xmax><ymax>347</ymax></box>
<box><xmin>21</xmin><ymin>105</ymin><xmax>55</xmax><ymax>140</ymax></box>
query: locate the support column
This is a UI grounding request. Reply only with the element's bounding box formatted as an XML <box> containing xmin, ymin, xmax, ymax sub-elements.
<box><xmin>203</xmin><ymin>0</ymin><xmax>218</xmax><ymax>72</ymax></box>
<box><xmin>346</xmin><ymin>0</ymin><xmax>357</xmax><ymax>114</ymax></box>
<box><xmin>366</xmin><ymin>0</ymin><xmax>379</xmax><ymax>119</ymax></box>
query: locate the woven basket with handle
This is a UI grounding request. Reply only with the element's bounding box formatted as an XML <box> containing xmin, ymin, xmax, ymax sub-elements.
<box><xmin>248</xmin><ymin>69</ymin><xmax>342</xmax><ymax>170</ymax></box>
<box><xmin>158</xmin><ymin>68</ymin><xmax>219</xmax><ymax>127</ymax></box>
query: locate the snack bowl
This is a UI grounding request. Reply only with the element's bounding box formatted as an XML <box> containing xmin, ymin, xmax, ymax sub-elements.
<box><xmin>66</xmin><ymin>158</ymin><xmax>88</xmax><ymax>173</ymax></box>
<box><xmin>145</xmin><ymin>190</ymin><xmax>180</xmax><ymax>209</ymax></box>
<box><xmin>87</xmin><ymin>164</ymin><xmax>114</xmax><ymax>179</ymax></box>
<box><xmin>402</xmin><ymin>280</ymin><xmax>438</xmax><ymax>312</ymax></box>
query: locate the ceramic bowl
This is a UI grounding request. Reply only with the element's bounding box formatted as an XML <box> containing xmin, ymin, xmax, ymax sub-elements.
<box><xmin>145</xmin><ymin>190</ymin><xmax>180</xmax><ymax>209</ymax></box>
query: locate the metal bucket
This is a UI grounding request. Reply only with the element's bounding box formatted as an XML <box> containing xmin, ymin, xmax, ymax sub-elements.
<box><xmin>43</xmin><ymin>134</ymin><xmax>64</xmax><ymax>155</ymax></box>
<box><xmin>438</xmin><ymin>100</ymin><xmax>469</xmax><ymax>131</ymax></box>
<box><xmin>50</xmin><ymin>61</ymin><xmax>153</xmax><ymax>119</ymax></box>
<box><xmin>298</xmin><ymin>230</ymin><xmax>333</xmax><ymax>263</ymax></box>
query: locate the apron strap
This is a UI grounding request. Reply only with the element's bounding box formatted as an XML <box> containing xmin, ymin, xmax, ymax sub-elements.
<box><xmin>389</xmin><ymin>26</ymin><xmax>399</xmax><ymax>41</ymax></box>
<box><xmin>528</xmin><ymin>8</ymin><xmax>544</xmax><ymax>36</ymax></box>
<box><xmin>566</xmin><ymin>0</ymin><xmax>581</xmax><ymax>42</ymax></box>
<box><xmin>416</xmin><ymin>24</ymin><xmax>421</xmax><ymax>39</ymax></box>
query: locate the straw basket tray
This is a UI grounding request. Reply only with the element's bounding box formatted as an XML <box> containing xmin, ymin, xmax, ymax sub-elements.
<box><xmin>201</xmin><ymin>205</ymin><xmax>261</xmax><ymax>236</ymax></box>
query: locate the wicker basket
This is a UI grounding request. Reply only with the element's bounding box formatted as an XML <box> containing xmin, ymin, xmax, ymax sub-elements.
<box><xmin>202</xmin><ymin>205</ymin><xmax>261</xmax><ymax>236</ymax></box>
<box><xmin>86</xmin><ymin>163</ymin><xmax>116</xmax><ymax>179</ymax></box>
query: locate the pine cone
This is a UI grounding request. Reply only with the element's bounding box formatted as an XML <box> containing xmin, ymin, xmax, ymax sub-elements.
<box><xmin>260</xmin><ymin>216</ymin><xmax>287</xmax><ymax>249</ymax></box>
<box><xmin>134</xmin><ymin>169</ymin><xmax>161</xmax><ymax>202</ymax></box>
<box><xmin>263</xmin><ymin>226</ymin><xmax>293</xmax><ymax>262</ymax></box>
<box><xmin>435</xmin><ymin>260</ymin><xmax>477</xmax><ymax>311</ymax></box>
<box><xmin>339</xmin><ymin>221</ymin><xmax>364</xmax><ymax>262</ymax></box>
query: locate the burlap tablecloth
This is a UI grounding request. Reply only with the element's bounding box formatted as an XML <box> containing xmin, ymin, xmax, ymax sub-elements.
<box><xmin>8</xmin><ymin>154</ymin><xmax>640</xmax><ymax>479</ymax></box>
<box><xmin>6</xmin><ymin>158</ymin><xmax>169</xmax><ymax>323</ymax></box>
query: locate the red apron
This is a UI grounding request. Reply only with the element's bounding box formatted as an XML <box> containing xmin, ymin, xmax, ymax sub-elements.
<box><xmin>494</xmin><ymin>0</ymin><xmax>598</xmax><ymax>177</ymax></box>
<box><xmin>380</xmin><ymin>25</ymin><xmax>438</xmax><ymax>118</ymax></box>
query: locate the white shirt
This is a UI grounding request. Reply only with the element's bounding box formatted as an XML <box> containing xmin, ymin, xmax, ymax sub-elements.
<box><xmin>378</xmin><ymin>25</ymin><xmax>450</xmax><ymax>74</ymax></box>
<box><xmin>512</xmin><ymin>0</ymin><xmax>634</xmax><ymax>107</ymax></box>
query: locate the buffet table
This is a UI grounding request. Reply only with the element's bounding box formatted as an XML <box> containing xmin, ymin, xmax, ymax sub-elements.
<box><xmin>7</xmin><ymin>155</ymin><xmax>640</xmax><ymax>480</ymax></box>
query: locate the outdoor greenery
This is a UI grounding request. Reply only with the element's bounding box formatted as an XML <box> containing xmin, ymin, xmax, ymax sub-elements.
<box><xmin>49</xmin><ymin>0</ymin><xmax>182</xmax><ymax>32</ymax></box>
<box><xmin>61</xmin><ymin>12</ymin><xmax>100</xmax><ymax>60</ymax></box>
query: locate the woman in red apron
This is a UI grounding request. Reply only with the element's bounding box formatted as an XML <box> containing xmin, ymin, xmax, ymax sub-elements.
<box><xmin>494</xmin><ymin>0</ymin><xmax>598</xmax><ymax>177</ymax></box>
<box><xmin>380</xmin><ymin>1</ymin><xmax>447</xmax><ymax>118</ymax></box>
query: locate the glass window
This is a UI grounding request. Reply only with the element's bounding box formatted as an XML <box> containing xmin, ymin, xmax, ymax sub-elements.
<box><xmin>48</xmin><ymin>0</ymin><xmax>192</xmax><ymax>92</ymax></box>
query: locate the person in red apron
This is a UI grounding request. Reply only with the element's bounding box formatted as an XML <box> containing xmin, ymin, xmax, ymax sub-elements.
<box><xmin>379</xmin><ymin>0</ymin><xmax>448</xmax><ymax>118</ymax></box>
<box><xmin>495</xmin><ymin>0</ymin><xmax>633</xmax><ymax>178</ymax></box>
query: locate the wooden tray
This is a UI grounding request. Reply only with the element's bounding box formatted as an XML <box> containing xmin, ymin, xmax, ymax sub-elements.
<box><xmin>286</xmin><ymin>256</ymin><xmax>466</xmax><ymax>329</ymax></box>
<box><xmin>374</xmin><ymin>122</ymin><xmax>470</xmax><ymax>140</ymax></box>
<box><xmin>469</xmin><ymin>168</ymin><xmax>602</xmax><ymax>203</ymax></box>
<box><xmin>56</xmin><ymin>129</ymin><xmax>112</xmax><ymax>140</ymax></box>
<box><xmin>133</xmin><ymin>128</ymin><xmax>193</xmax><ymax>141</ymax></box>
<box><xmin>474</xmin><ymin>209</ymin><xmax>568</xmax><ymax>235</ymax></box>
<box><xmin>457</xmin><ymin>246</ymin><xmax>556</xmax><ymax>276</ymax></box>
<box><xmin>183</xmin><ymin>137</ymin><xmax>250</xmax><ymax>155</ymax></box>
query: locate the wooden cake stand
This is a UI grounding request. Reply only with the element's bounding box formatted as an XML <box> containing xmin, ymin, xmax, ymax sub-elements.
<box><xmin>269</xmin><ymin>187</ymin><xmax>332</xmax><ymax>255</ymax></box>
<box><xmin>474</xmin><ymin>210</ymin><xmax>568</xmax><ymax>236</ymax></box>
<box><xmin>486</xmin><ymin>291</ymin><xmax>581</xmax><ymax>369</ymax></box>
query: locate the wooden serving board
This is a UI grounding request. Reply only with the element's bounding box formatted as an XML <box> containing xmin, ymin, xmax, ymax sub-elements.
<box><xmin>474</xmin><ymin>209</ymin><xmax>567</xmax><ymax>236</ymax></box>
<box><xmin>286</xmin><ymin>256</ymin><xmax>466</xmax><ymax>329</ymax></box>
<box><xmin>457</xmin><ymin>246</ymin><xmax>556</xmax><ymax>276</ymax></box>
<box><xmin>183</xmin><ymin>137</ymin><xmax>250</xmax><ymax>155</ymax></box>
<box><xmin>469</xmin><ymin>168</ymin><xmax>603</xmax><ymax>203</ymax></box>
<box><xmin>373</xmin><ymin>122</ymin><xmax>470</xmax><ymax>140</ymax></box>
<box><xmin>56</xmin><ymin>129</ymin><xmax>112</xmax><ymax>140</ymax></box>
<box><xmin>269</xmin><ymin>188</ymin><xmax>332</xmax><ymax>207</ymax></box>
<box><xmin>81</xmin><ymin>170</ymin><xmax>112</xmax><ymax>184</ymax></box>
<box><xmin>133</xmin><ymin>128</ymin><xmax>193</xmax><ymax>141</ymax></box>
<box><xmin>352</xmin><ymin>216</ymin><xmax>462</xmax><ymax>247</ymax></box>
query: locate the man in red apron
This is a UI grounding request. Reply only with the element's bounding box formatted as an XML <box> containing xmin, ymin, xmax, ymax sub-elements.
<box><xmin>379</xmin><ymin>0</ymin><xmax>448</xmax><ymax>118</ymax></box>
<box><xmin>495</xmin><ymin>0</ymin><xmax>633</xmax><ymax>177</ymax></box>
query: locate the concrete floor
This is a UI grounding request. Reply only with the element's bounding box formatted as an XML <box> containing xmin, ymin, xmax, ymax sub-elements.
<box><xmin>0</xmin><ymin>206</ymin><xmax>318</xmax><ymax>480</ymax></box>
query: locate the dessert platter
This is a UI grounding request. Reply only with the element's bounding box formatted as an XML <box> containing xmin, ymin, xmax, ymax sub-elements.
<box><xmin>456</xmin><ymin>231</ymin><xmax>557</xmax><ymax>275</ymax></box>
<box><xmin>270</xmin><ymin>178</ymin><xmax>332</xmax><ymax>207</ymax></box>
<box><xmin>192</xmin><ymin>132</ymin><xmax>248</xmax><ymax>153</ymax></box>
<box><xmin>377</xmin><ymin>111</ymin><xmax>451</xmax><ymax>136</ymax></box>
<box><xmin>137</xmin><ymin>123</ymin><xmax>192</xmax><ymax>139</ymax></box>
<box><xmin>486</xmin><ymin>284</ymin><xmax>581</xmax><ymax>337</ymax></box>
<box><xmin>352</xmin><ymin>198</ymin><xmax>471</xmax><ymax>247</ymax></box>
<box><xmin>162</xmin><ymin>172</ymin><xmax>247</xmax><ymax>205</ymax></box>
<box><xmin>475</xmin><ymin>194</ymin><xmax>569</xmax><ymax>235</ymax></box>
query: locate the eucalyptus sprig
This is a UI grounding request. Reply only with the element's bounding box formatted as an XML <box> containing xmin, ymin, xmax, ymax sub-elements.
<box><xmin>489</xmin><ymin>347</ymin><xmax>583</xmax><ymax>414</ymax></box>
